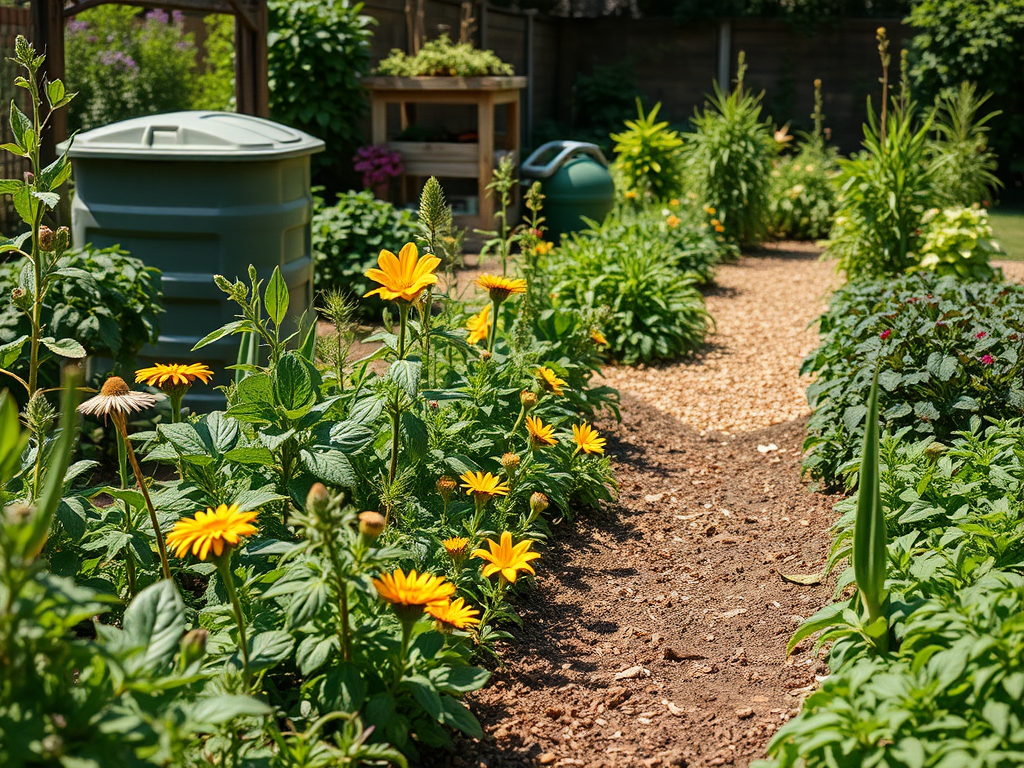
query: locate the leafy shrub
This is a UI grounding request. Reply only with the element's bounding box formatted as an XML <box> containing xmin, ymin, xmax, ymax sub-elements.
<box><xmin>912</xmin><ymin>205</ymin><xmax>1003</xmax><ymax>280</ymax></box>
<box><xmin>826</xmin><ymin>100</ymin><xmax>941</xmax><ymax>279</ymax></box>
<box><xmin>908</xmin><ymin>0</ymin><xmax>1024</xmax><ymax>178</ymax></box>
<box><xmin>758</xmin><ymin>420</ymin><xmax>1024</xmax><ymax>767</ymax></box>
<box><xmin>191</xmin><ymin>13</ymin><xmax>235</xmax><ymax>112</ymax></box>
<box><xmin>610</xmin><ymin>100</ymin><xmax>685</xmax><ymax>201</ymax></box>
<box><xmin>683</xmin><ymin>56</ymin><xmax>778</xmax><ymax>247</ymax></box>
<box><xmin>928</xmin><ymin>82</ymin><xmax>1002</xmax><ymax>206</ymax></box>
<box><xmin>311</xmin><ymin>190</ymin><xmax>420</xmax><ymax>303</ymax></box>
<box><xmin>65</xmin><ymin>7</ymin><xmax>197</xmax><ymax>133</ymax></box>
<box><xmin>377</xmin><ymin>35</ymin><xmax>513</xmax><ymax>77</ymax></box>
<box><xmin>801</xmin><ymin>272</ymin><xmax>1024</xmax><ymax>485</ymax></box>
<box><xmin>268</xmin><ymin>0</ymin><xmax>374</xmax><ymax>177</ymax></box>
<box><xmin>548</xmin><ymin>212</ymin><xmax>713</xmax><ymax>364</ymax></box>
<box><xmin>0</xmin><ymin>246</ymin><xmax>161</xmax><ymax>386</ymax></box>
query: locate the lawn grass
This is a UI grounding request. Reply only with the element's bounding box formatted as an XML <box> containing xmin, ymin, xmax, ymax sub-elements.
<box><xmin>991</xmin><ymin>206</ymin><xmax>1024</xmax><ymax>261</ymax></box>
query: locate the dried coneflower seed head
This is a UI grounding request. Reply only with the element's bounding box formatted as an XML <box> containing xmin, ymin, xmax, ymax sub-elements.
<box><xmin>501</xmin><ymin>452</ymin><xmax>521</xmax><ymax>472</ymax></box>
<box><xmin>101</xmin><ymin>376</ymin><xmax>131</xmax><ymax>397</ymax></box>
<box><xmin>306</xmin><ymin>482</ymin><xmax>330</xmax><ymax>514</ymax></box>
<box><xmin>520</xmin><ymin>390</ymin><xmax>537</xmax><ymax>410</ymax></box>
<box><xmin>530</xmin><ymin>492</ymin><xmax>550</xmax><ymax>516</ymax></box>
<box><xmin>38</xmin><ymin>226</ymin><xmax>54</xmax><ymax>251</ymax></box>
<box><xmin>358</xmin><ymin>511</ymin><xmax>386</xmax><ymax>539</ymax></box>
<box><xmin>77</xmin><ymin>375</ymin><xmax>160</xmax><ymax>421</ymax></box>
<box><xmin>436</xmin><ymin>476</ymin><xmax>457</xmax><ymax>502</ymax></box>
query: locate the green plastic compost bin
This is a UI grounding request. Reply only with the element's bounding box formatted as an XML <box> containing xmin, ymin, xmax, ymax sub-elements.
<box><xmin>521</xmin><ymin>141</ymin><xmax>615</xmax><ymax>240</ymax></box>
<box><xmin>65</xmin><ymin>111</ymin><xmax>324</xmax><ymax>410</ymax></box>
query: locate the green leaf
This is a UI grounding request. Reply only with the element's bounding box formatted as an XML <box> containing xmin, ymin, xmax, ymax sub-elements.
<box><xmin>403</xmin><ymin>675</ymin><xmax>442</xmax><ymax>720</ymax></box>
<box><xmin>433</xmin><ymin>665</ymin><xmax>490</xmax><ymax>694</ymax></box>
<box><xmin>401</xmin><ymin>412</ymin><xmax>428</xmax><ymax>458</ymax></box>
<box><xmin>223</xmin><ymin>446</ymin><xmax>275</xmax><ymax>466</ymax></box>
<box><xmin>192</xmin><ymin>319</ymin><xmax>250</xmax><ymax>351</ymax></box>
<box><xmin>299</xmin><ymin>448</ymin><xmax>355</xmax><ymax>487</ymax></box>
<box><xmin>248</xmin><ymin>630</ymin><xmax>294</xmax><ymax>671</ymax></box>
<box><xmin>389</xmin><ymin>359</ymin><xmax>422</xmax><ymax>398</ymax></box>
<box><xmin>296</xmin><ymin>634</ymin><xmax>335</xmax><ymax>676</ymax></box>
<box><xmin>348</xmin><ymin>395</ymin><xmax>385</xmax><ymax>425</ymax></box>
<box><xmin>439</xmin><ymin>695</ymin><xmax>483</xmax><ymax>738</ymax></box>
<box><xmin>9</xmin><ymin>101</ymin><xmax>30</xmax><ymax>146</ymax></box>
<box><xmin>0</xmin><ymin>334</ymin><xmax>28</xmax><ymax>369</ymax></box>
<box><xmin>158</xmin><ymin>422</ymin><xmax>212</xmax><ymax>458</ymax></box>
<box><xmin>272</xmin><ymin>353</ymin><xmax>315</xmax><ymax>415</ymax></box>
<box><xmin>321</xmin><ymin>662</ymin><xmax>367</xmax><ymax>712</ymax></box>
<box><xmin>31</xmin><ymin>190</ymin><xmax>60</xmax><ymax>209</ymax></box>
<box><xmin>122</xmin><ymin>580</ymin><xmax>185</xmax><ymax>670</ymax></box>
<box><xmin>328</xmin><ymin>420</ymin><xmax>374</xmax><ymax>452</ymax></box>
<box><xmin>191</xmin><ymin>695</ymin><xmax>272</xmax><ymax>725</ymax></box>
<box><xmin>0</xmin><ymin>391</ymin><xmax>29</xmax><ymax>484</ymax></box>
<box><xmin>265</xmin><ymin>266</ymin><xmax>289</xmax><ymax>326</ymax></box>
<box><xmin>41</xmin><ymin>336</ymin><xmax>86</xmax><ymax>358</ymax></box>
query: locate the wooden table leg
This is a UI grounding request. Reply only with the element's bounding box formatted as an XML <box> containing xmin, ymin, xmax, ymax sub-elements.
<box><xmin>478</xmin><ymin>93</ymin><xmax>495</xmax><ymax>228</ymax></box>
<box><xmin>371</xmin><ymin>95</ymin><xmax>387</xmax><ymax>145</ymax></box>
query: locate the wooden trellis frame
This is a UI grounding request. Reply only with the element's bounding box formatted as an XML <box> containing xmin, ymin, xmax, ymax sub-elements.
<box><xmin>31</xmin><ymin>0</ymin><xmax>269</xmax><ymax>163</ymax></box>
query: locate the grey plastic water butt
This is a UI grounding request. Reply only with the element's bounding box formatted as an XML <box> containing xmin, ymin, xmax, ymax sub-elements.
<box><xmin>65</xmin><ymin>111</ymin><xmax>324</xmax><ymax>410</ymax></box>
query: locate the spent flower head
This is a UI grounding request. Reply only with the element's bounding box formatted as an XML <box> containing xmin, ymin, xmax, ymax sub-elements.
<box><xmin>77</xmin><ymin>376</ymin><xmax>161</xmax><ymax>421</ymax></box>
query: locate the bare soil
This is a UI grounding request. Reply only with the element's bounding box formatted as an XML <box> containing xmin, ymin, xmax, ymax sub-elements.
<box><xmin>428</xmin><ymin>245</ymin><xmax>848</xmax><ymax>767</ymax></box>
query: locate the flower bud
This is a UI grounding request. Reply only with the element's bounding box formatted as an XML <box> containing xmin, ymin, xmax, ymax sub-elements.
<box><xmin>23</xmin><ymin>171</ymin><xmax>33</xmax><ymax>185</ymax></box>
<box><xmin>179</xmin><ymin>628</ymin><xmax>208</xmax><ymax>666</ymax></box>
<box><xmin>54</xmin><ymin>226</ymin><xmax>70</xmax><ymax>253</ymax></box>
<box><xmin>429</xmin><ymin>400</ymin><xmax>439</xmax><ymax>410</ymax></box>
<box><xmin>436</xmin><ymin>476</ymin><xmax>456</xmax><ymax>503</ymax></box>
<box><xmin>306</xmin><ymin>482</ymin><xmax>330</xmax><ymax>515</ymax></box>
<box><xmin>501</xmin><ymin>452</ymin><xmax>520</xmax><ymax>472</ymax></box>
<box><xmin>480</xmin><ymin>351</ymin><xmax>492</xmax><ymax>362</ymax></box>
<box><xmin>530</xmin><ymin>492</ymin><xmax>549</xmax><ymax>516</ymax></box>
<box><xmin>358</xmin><ymin>511</ymin><xmax>386</xmax><ymax>540</ymax></box>
<box><xmin>923</xmin><ymin>442</ymin><xmax>948</xmax><ymax>461</ymax></box>
<box><xmin>814</xmin><ymin>78</ymin><xmax>822</xmax><ymax>89</ymax></box>
<box><xmin>520</xmin><ymin>390</ymin><xmax>538</xmax><ymax>410</ymax></box>
<box><xmin>37</xmin><ymin>226</ymin><xmax>54</xmax><ymax>251</ymax></box>
<box><xmin>11</xmin><ymin>287</ymin><xmax>30</xmax><ymax>311</ymax></box>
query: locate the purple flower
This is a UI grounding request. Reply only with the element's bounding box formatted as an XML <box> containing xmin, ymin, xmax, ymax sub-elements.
<box><xmin>980</xmin><ymin>354</ymin><xmax>995</xmax><ymax>365</ymax></box>
<box><xmin>146</xmin><ymin>9</ymin><xmax>169</xmax><ymax>23</ymax></box>
<box><xmin>172</xmin><ymin>10</ymin><xmax>184</xmax><ymax>24</ymax></box>
<box><xmin>67</xmin><ymin>19</ymin><xmax>89</xmax><ymax>34</ymax></box>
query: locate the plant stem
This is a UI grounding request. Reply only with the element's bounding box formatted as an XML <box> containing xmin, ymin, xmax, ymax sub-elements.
<box><xmin>388</xmin><ymin>408</ymin><xmax>401</xmax><ymax>486</ymax></box>
<box><xmin>487</xmin><ymin>298</ymin><xmax>501</xmax><ymax>353</ymax></box>
<box><xmin>115</xmin><ymin>413</ymin><xmax>171</xmax><ymax>581</ymax></box>
<box><xmin>169</xmin><ymin>392</ymin><xmax>183</xmax><ymax>423</ymax></box>
<box><xmin>218</xmin><ymin>555</ymin><xmax>251</xmax><ymax>683</ymax></box>
<box><xmin>322</xmin><ymin>533</ymin><xmax>352</xmax><ymax>662</ymax></box>
<box><xmin>397</xmin><ymin>302</ymin><xmax>410</xmax><ymax>360</ymax></box>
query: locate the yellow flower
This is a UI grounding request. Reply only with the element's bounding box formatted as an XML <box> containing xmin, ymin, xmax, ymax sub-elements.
<box><xmin>703</xmin><ymin>205</ymin><xmax>716</xmax><ymax>215</ymax></box>
<box><xmin>459</xmin><ymin>470</ymin><xmax>510</xmax><ymax>500</ymax></box>
<box><xmin>476</xmin><ymin>273</ymin><xmax>527</xmax><ymax>303</ymax></box>
<box><xmin>591</xmin><ymin>329</ymin><xmax>609</xmax><ymax>346</ymax></box>
<box><xmin>535</xmin><ymin>241</ymin><xmax>553</xmax><ymax>256</ymax></box>
<box><xmin>710</xmin><ymin>218</ymin><xmax>721</xmax><ymax>227</ymax></box>
<box><xmin>465</xmin><ymin>304</ymin><xmax>491</xmax><ymax>345</ymax></box>
<box><xmin>536</xmin><ymin>366</ymin><xmax>567</xmax><ymax>396</ymax></box>
<box><xmin>669</xmin><ymin>199</ymin><xmax>680</xmax><ymax>207</ymax></box>
<box><xmin>666</xmin><ymin>214</ymin><xmax>681</xmax><ymax>229</ymax></box>
<box><xmin>136</xmin><ymin>362</ymin><xmax>213</xmax><ymax>389</ymax></box>
<box><xmin>427</xmin><ymin>596</ymin><xmax>481</xmax><ymax>630</ymax></box>
<box><xmin>166</xmin><ymin>503</ymin><xmax>258</xmax><ymax>561</ymax></box>
<box><xmin>714</xmin><ymin>224</ymin><xmax>725</xmax><ymax>233</ymax></box>
<box><xmin>572</xmin><ymin>423</ymin><xmax>606</xmax><ymax>455</ymax></box>
<box><xmin>364</xmin><ymin>242</ymin><xmax>440</xmax><ymax>303</ymax></box>
<box><xmin>526</xmin><ymin>415</ymin><xmax>558</xmax><ymax>448</ymax></box>
<box><xmin>442</xmin><ymin>536</ymin><xmax>470</xmax><ymax>560</ymax></box>
<box><xmin>624</xmin><ymin>190</ymin><xmax>637</xmax><ymax>200</ymax></box>
<box><xmin>472</xmin><ymin>532</ymin><xmax>541</xmax><ymax>584</ymax></box>
<box><xmin>372</xmin><ymin>568</ymin><xmax>454</xmax><ymax>608</ymax></box>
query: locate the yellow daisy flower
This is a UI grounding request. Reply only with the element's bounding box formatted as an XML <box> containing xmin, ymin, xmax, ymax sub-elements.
<box><xmin>459</xmin><ymin>471</ymin><xmax>510</xmax><ymax>501</ymax></box>
<box><xmin>536</xmin><ymin>366</ymin><xmax>567</xmax><ymax>396</ymax></box>
<box><xmin>427</xmin><ymin>597</ymin><xmax>481</xmax><ymax>630</ymax></box>
<box><xmin>472</xmin><ymin>532</ymin><xmax>541</xmax><ymax>584</ymax></box>
<box><xmin>476</xmin><ymin>274</ymin><xmax>527</xmax><ymax>304</ymax></box>
<box><xmin>442</xmin><ymin>536</ymin><xmax>470</xmax><ymax>560</ymax></box>
<box><xmin>703</xmin><ymin>205</ymin><xmax>716</xmax><ymax>215</ymax></box>
<box><xmin>364</xmin><ymin>242</ymin><xmax>440</xmax><ymax>303</ymax></box>
<box><xmin>591</xmin><ymin>329</ymin><xmax>609</xmax><ymax>346</ymax></box>
<box><xmin>535</xmin><ymin>241</ymin><xmax>553</xmax><ymax>256</ymax></box>
<box><xmin>526</xmin><ymin>415</ymin><xmax>558</xmax><ymax>448</ymax></box>
<box><xmin>572</xmin><ymin>422</ymin><xmax>607</xmax><ymax>455</ymax></box>
<box><xmin>135</xmin><ymin>362</ymin><xmax>213</xmax><ymax>389</ymax></box>
<box><xmin>372</xmin><ymin>568</ymin><xmax>454</xmax><ymax>608</ymax></box>
<box><xmin>465</xmin><ymin>304</ymin><xmax>491</xmax><ymax>345</ymax></box>
<box><xmin>624</xmin><ymin>190</ymin><xmax>638</xmax><ymax>200</ymax></box>
<box><xmin>166</xmin><ymin>503</ymin><xmax>258</xmax><ymax>561</ymax></box>
<box><xmin>666</xmin><ymin>214</ymin><xmax>681</xmax><ymax>229</ymax></box>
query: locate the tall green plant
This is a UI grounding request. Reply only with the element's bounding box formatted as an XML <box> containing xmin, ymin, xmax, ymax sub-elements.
<box><xmin>683</xmin><ymin>54</ymin><xmax>778</xmax><ymax>247</ymax></box>
<box><xmin>929</xmin><ymin>82</ymin><xmax>1002</xmax><ymax>206</ymax></box>
<box><xmin>853</xmin><ymin>369</ymin><xmax>888</xmax><ymax>653</ymax></box>
<box><xmin>610</xmin><ymin>99</ymin><xmax>685</xmax><ymax>200</ymax></box>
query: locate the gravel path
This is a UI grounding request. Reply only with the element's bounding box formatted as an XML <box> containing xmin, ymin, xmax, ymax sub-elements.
<box><xmin>599</xmin><ymin>243</ymin><xmax>838</xmax><ymax>436</ymax></box>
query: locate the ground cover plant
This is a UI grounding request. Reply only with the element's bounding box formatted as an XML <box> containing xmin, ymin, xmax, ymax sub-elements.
<box><xmin>801</xmin><ymin>272</ymin><xmax>1024</xmax><ymax>486</ymax></box>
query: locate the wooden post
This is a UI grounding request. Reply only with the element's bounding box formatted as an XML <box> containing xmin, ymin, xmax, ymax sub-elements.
<box><xmin>33</xmin><ymin>0</ymin><xmax>66</xmax><ymax>168</ymax></box>
<box><xmin>234</xmin><ymin>0</ymin><xmax>269</xmax><ymax>117</ymax></box>
<box><xmin>477</xmin><ymin>91</ymin><xmax>495</xmax><ymax>228</ymax></box>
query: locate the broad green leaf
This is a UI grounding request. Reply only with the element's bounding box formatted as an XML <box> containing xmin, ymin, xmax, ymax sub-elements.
<box><xmin>272</xmin><ymin>353</ymin><xmax>314</xmax><ymax>414</ymax></box>
<box><xmin>122</xmin><ymin>580</ymin><xmax>185</xmax><ymax>670</ymax></box>
<box><xmin>0</xmin><ymin>334</ymin><xmax>28</xmax><ymax>369</ymax></box>
<box><xmin>192</xmin><ymin>319</ymin><xmax>250</xmax><ymax>351</ymax></box>
<box><xmin>439</xmin><ymin>695</ymin><xmax>483</xmax><ymax>738</ymax></box>
<box><xmin>389</xmin><ymin>359</ymin><xmax>421</xmax><ymax>398</ymax></box>
<box><xmin>41</xmin><ymin>336</ymin><xmax>86</xmax><ymax>358</ymax></box>
<box><xmin>191</xmin><ymin>695</ymin><xmax>272</xmax><ymax>725</ymax></box>
<box><xmin>265</xmin><ymin>266</ymin><xmax>289</xmax><ymax>327</ymax></box>
<box><xmin>248</xmin><ymin>630</ymin><xmax>294</xmax><ymax>671</ymax></box>
<box><xmin>299</xmin><ymin>448</ymin><xmax>355</xmax><ymax>487</ymax></box>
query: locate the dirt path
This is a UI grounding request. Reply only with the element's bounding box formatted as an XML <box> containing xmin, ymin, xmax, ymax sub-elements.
<box><xmin>437</xmin><ymin>245</ymin><xmax>847</xmax><ymax>767</ymax></box>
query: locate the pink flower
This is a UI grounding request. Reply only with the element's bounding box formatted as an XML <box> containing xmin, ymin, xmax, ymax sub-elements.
<box><xmin>879</xmin><ymin>329</ymin><xmax>891</xmax><ymax>340</ymax></box>
<box><xmin>975</xmin><ymin>331</ymin><xmax>987</xmax><ymax>339</ymax></box>
<box><xmin>980</xmin><ymin>354</ymin><xmax>995</xmax><ymax>365</ymax></box>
